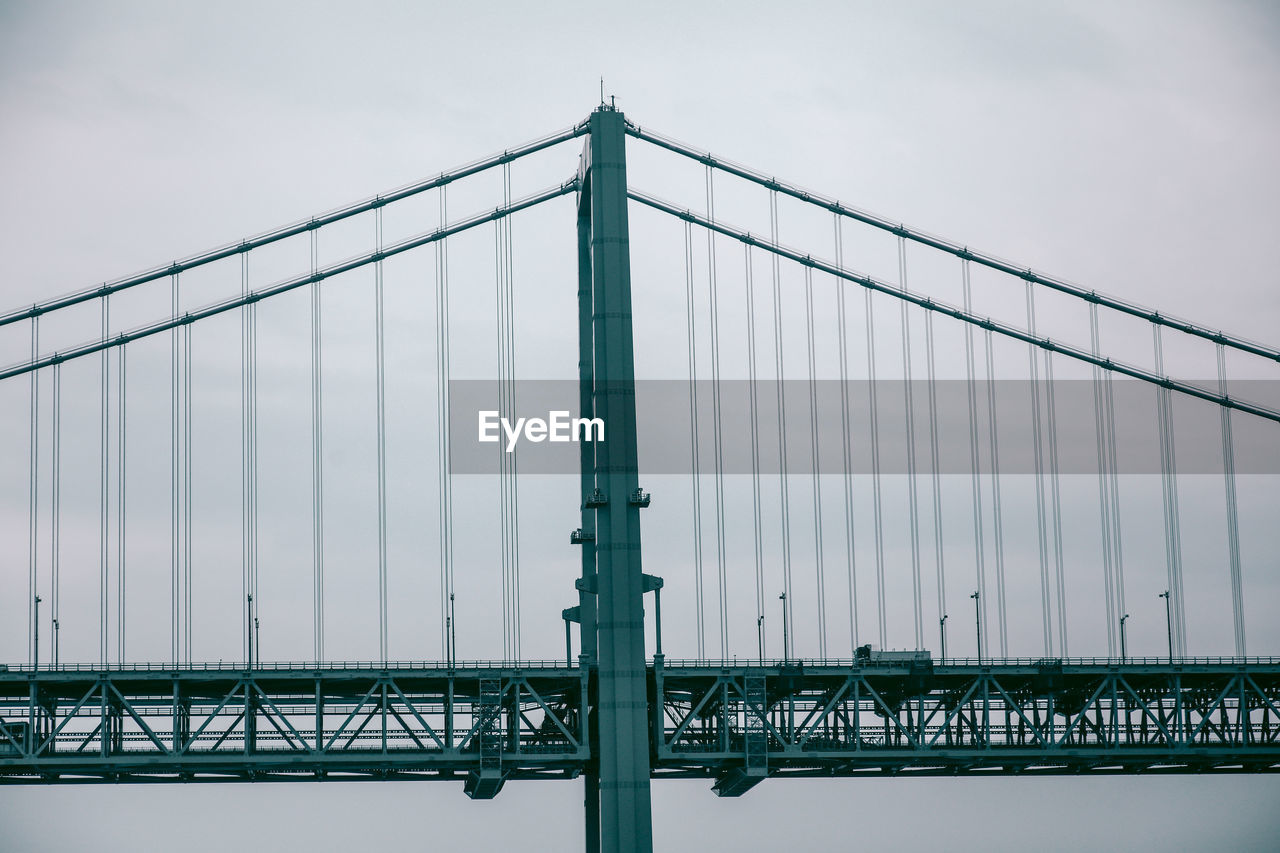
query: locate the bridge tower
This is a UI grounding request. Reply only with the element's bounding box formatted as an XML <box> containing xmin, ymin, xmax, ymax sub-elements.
<box><xmin>576</xmin><ymin>105</ymin><xmax>654</xmax><ymax>853</ymax></box>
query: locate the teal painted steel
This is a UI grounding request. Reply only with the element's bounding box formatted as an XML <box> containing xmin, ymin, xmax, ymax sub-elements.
<box><xmin>2</xmin><ymin>662</ymin><xmax>1277</xmax><ymax>784</ymax></box>
<box><xmin>579</xmin><ymin>106</ymin><xmax>654</xmax><ymax>853</ymax></box>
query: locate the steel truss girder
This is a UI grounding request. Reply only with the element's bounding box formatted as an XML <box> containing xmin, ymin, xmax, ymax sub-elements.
<box><xmin>0</xmin><ymin>666</ymin><xmax>590</xmax><ymax>784</ymax></box>
<box><xmin>652</xmin><ymin>662</ymin><xmax>1280</xmax><ymax>780</ymax></box>
<box><xmin>3</xmin><ymin>663</ymin><xmax>1277</xmax><ymax>785</ymax></box>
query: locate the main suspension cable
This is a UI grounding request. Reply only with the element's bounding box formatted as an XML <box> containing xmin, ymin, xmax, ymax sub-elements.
<box><xmin>1</xmin><ymin>123</ymin><xmax>589</xmax><ymax>330</ymax></box>
<box><xmin>623</xmin><ymin>191</ymin><xmax>1280</xmax><ymax>424</ymax></box>
<box><xmin>623</xmin><ymin>123</ymin><xmax>1280</xmax><ymax>363</ymax></box>
<box><xmin>4</xmin><ymin>181</ymin><xmax>580</xmax><ymax>383</ymax></box>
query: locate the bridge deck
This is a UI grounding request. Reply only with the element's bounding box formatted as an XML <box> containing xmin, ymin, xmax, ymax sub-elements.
<box><xmin>2</xmin><ymin>661</ymin><xmax>1277</xmax><ymax>789</ymax></box>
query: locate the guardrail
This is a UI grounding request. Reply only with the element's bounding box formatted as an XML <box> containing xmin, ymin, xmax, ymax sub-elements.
<box><xmin>4</xmin><ymin>655</ymin><xmax>1278</xmax><ymax>673</ymax></box>
<box><xmin>659</xmin><ymin>655</ymin><xmax>1280</xmax><ymax>668</ymax></box>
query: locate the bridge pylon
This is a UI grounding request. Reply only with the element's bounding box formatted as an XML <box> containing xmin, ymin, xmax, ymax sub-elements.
<box><xmin>575</xmin><ymin>105</ymin><xmax>653</xmax><ymax>853</ymax></box>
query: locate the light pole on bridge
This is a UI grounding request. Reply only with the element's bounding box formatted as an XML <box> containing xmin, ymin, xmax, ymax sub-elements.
<box><xmin>1120</xmin><ymin>613</ymin><xmax>1130</xmax><ymax>662</ymax></box>
<box><xmin>940</xmin><ymin>613</ymin><xmax>948</xmax><ymax>662</ymax></box>
<box><xmin>33</xmin><ymin>594</ymin><xmax>41</xmax><ymax>668</ymax></box>
<box><xmin>1159</xmin><ymin>590</ymin><xmax>1173</xmax><ymax>659</ymax></box>
<box><xmin>779</xmin><ymin>592</ymin><xmax>790</xmax><ymax>664</ymax></box>
<box><xmin>246</xmin><ymin>593</ymin><xmax>254</xmax><ymax>668</ymax></box>
<box><xmin>970</xmin><ymin>591</ymin><xmax>981</xmax><ymax>664</ymax></box>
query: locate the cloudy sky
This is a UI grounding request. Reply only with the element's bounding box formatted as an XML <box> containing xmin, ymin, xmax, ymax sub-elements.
<box><xmin>1</xmin><ymin>1</ymin><xmax>1278</xmax><ymax>850</ymax></box>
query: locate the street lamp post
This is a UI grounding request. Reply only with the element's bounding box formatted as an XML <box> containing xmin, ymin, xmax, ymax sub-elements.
<box><xmin>33</xmin><ymin>594</ymin><xmax>42</xmax><ymax>668</ymax></box>
<box><xmin>1120</xmin><ymin>613</ymin><xmax>1130</xmax><ymax>662</ymax></box>
<box><xmin>246</xmin><ymin>593</ymin><xmax>254</xmax><ymax>668</ymax></box>
<box><xmin>940</xmin><ymin>614</ymin><xmax>948</xmax><ymax>662</ymax></box>
<box><xmin>756</xmin><ymin>614</ymin><xmax>764</xmax><ymax>665</ymax></box>
<box><xmin>970</xmin><ymin>591</ymin><xmax>982</xmax><ymax>665</ymax></box>
<box><xmin>1159</xmin><ymin>591</ymin><xmax>1173</xmax><ymax>659</ymax></box>
<box><xmin>779</xmin><ymin>592</ymin><xmax>789</xmax><ymax>664</ymax></box>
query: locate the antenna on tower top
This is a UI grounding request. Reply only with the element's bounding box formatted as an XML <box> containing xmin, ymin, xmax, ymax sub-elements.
<box><xmin>600</xmin><ymin>77</ymin><xmax>605</xmax><ymax>105</ymax></box>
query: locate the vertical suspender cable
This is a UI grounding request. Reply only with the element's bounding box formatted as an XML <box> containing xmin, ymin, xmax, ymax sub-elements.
<box><xmin>505</xmin><ymin>163</ymin><xmax>522</xmax><ymax>660</ymax></box>
<box><xmin>961</xmin><ymin>262</ymin><xmax>988</xmax><ymax>658</ymax></box>
<box><xmin>834</xmin><ymin>216</ymin><xmax>858</xmax><ymax>654</ymax></box>
<box><xmin>1153</xmin><ymin>326</ymin><xmax>1185</xmax><ymax>656</ymax></box>
<box><xmin>28</xmin><ymin>317</ymin><xmax>39</xmax><ymax>666</ymax></box>
<box><xmin>50</xmin><ymin>362</ymin><xmax>61</xmax><ymax>667</ymax></box>
<box><xmin>311</xmin><ymin>227</ymin><xmax>325</xmax><ymax>663</ymax></box>
<box><xmin>865</xmin><ymin>286</ymin><xmax>886</xmax><ymax>649</ymax></box>
<box><xmin>1025</xmin><ymin>283</ymin><xmax>1052</xmax><ymax>655</ymax></box>
<box><xmin>744</xmin><ymin>244</ymin><xmax>766</xmax><ymax>662</ymax></box>
<box><xmin>100</xmin><ymin>297</ymin><xmax>110</xmax><ymax>666</ymax></box>
<box><xmin>770</xmin><ymin>190</ymin><xmax>795</xmax><ymax>652</ymax></box>
<box><xmin>375</xmin><ymin>205</ymin><xmax>389</xmax><ymax>664</ymax></box>
<box><xmin>184</xmin><ymin>318</ymin><xmax>193</xmax><ymax>663</ymax></box>
<box><xmin>924</xmin><ymin>310</ymin><xmax>946</xmax><ymax>653</ymax></box>
<box><xmin>117</xmin><ymin>342</ymin><xmax>127</xmax><ymax>663</ymax></box>
<box><xmin>1103</xmin><ymin>345</ymin><xmax>1126</xmax><ymax>641</ymax></box>
<box><xmin>436</xmin><ymin>186</ymin><xmax>456</xmax><ymax>664</ymax></box>
<box><xmin>171</xmin><ymin>273</ymin><xmax>180</xmax><ymax>663</ymax></box>
<box><xmin>494</xmin><ymin>165</ymin><xmax>521</xmax><ymax>662</ymax></box>
<box><xmin>495</xmin><ymin>212</ymin><xmax>509</xmax><ymax>660</ymax></box>
<box><xmin>984</xmin><ymin>328</ymin><xmax>1008</xmax><ymax>656</ymax></box>
<box><xmin>683</xmin><ymin>220</ymin><xmax>705</xmax><ymax>659</ymax></box>
<box><xmin>898</xmin><ymin>238</ymin><xmax>923</xmax><ymax>650</ymax></box>
<box><xmin>803</xmin><ymin>266</ymin><xmax>827</xmax><ymax>658</ymax></box>
<box><xmin>1043</xmin><ymin>347</ymin><xmax>1067</xmax><ymax>656</ymax></box>
<box><xmin>1089</xmin><ymin>305</ymin><xmax>1117</xmax><ymax>655</ymax></box>
<box><xmin>491</xmin><ymin>212</ymin><xmax>506</xmax><ymax>655</ymax></box>
<box><xmin>241</xmin><ymin>252</ymin><xmax>250</xmax><ymax>663</ymax></box>
<box><xmin>251</xmin><ymin>262</ymin><xmax>260</xmax><ymax>662</ymax></box>
<box><xmin>705</xmin><ymin>166</ymin><xmax>729</xmax><ymax>658</ymax></box>
<box><xmin>1216</xmin><ymin>345</ymin><xmax>1246</xmax><ymax>656</ymax></box>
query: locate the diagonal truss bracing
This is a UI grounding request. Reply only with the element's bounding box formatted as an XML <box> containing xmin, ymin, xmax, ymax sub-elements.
<box><xmin>3</xmin><ymin>662</ymin><xmax>1277</xmax><ymax>784</ymax></box>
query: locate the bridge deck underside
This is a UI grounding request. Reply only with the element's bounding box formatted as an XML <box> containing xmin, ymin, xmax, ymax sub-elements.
<box><xmin>1</xmin><ymin>663</ymin><xmax>1276</xmax><ymax>784</ymax></box>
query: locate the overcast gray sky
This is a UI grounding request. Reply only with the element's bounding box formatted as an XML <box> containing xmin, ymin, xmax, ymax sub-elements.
<box><xmin>1</xmin><ymin>1</ymin><xmax>1278</xmax><ymax>850</ymax></box>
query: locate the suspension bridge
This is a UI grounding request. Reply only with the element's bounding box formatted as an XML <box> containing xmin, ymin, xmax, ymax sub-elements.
<box><xmin>2</xmin><ymin>105</ymin><xmax>1278</xmax><ymax>852</ymax></box>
